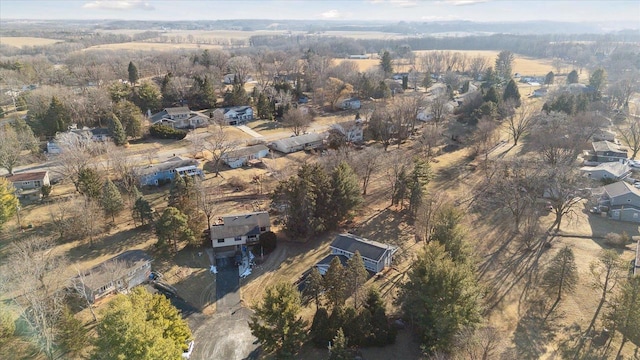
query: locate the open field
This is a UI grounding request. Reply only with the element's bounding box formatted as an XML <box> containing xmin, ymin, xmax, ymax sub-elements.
<box><xmin>83</xmin><ymin>41</ymin><xmax>224</xmax><ymax>52</ymax></box>
<box><xmin>336</xmin><ymin>50</ymin><xmax>558</xmax><ymax>76</ymax></box>
<box><xmin>0</xmin><ymin>36</ymin><xmax>62</xmax><ymax>47</ymax></box>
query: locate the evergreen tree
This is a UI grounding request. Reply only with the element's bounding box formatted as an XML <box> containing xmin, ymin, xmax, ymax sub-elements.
<box><xmin>310</xmin><ymin>307</ymin><xmax>332</xmax><ymax>348</ymax></box>
<box><xmin>606</xmin><ymin>276</ymin><xmax>640</xmax><ymax>358</ymax></box>
<box><xmin>483</xmin><ymin>86</ymin><xmax>500</xmax><ymax>104</ymax></box>
<box><xmin>304</xmin><ymin>267</ymin><xmax>325</xmax><ymax>311</ymax></box>
<box><xmin>544</xmin><ymin>71</ymin><xmax>555</xmax><ymax>85</ymax></box>
<box><xmin>113</xmin><ymin>100</ymin><xmax>143</xmax><ymax>138</ymax></box>
<box><xmin>345</xmin><ymin>251</ymin><xmax>369</xmax><ymax>309</ymax></box>
<box><xmin>542</xmin><ymin>246</ymin><xmax>578</xmax><ymax>316</ymax></box>
<box><xmin>249</xmin><ymin>282</ymin><xmax>308</xmax><ymax>358</ymax></box>
<box><xmin>364</xmin><ymin>289</ymin><xmax>393</xmax><ymax>346</ymax></box>
<box><xmin>495</xmin><ymin>50</ymin><xmax>514</xmax><ymax>80</ymax></box>
<box><xmin>0</xmin><ymin>177</ymin><xmax>18</xmax><ymax>230</ymax></box>
<box><xmin>341</xmin><ymin>307</ymin><xmax>367</xmax><ymax>346</ymax></box>
<box><xmin>133</xmin><ymin>81</ymin><xmax>162</xmax><ymax>113</ymax></box>
<box><xmin>42</xmin><ymin>96</ymin><xmax>68</xmax><ymax>136</ymax></box>
<box><xmin>127</xmin><ymin>61</ymin><xmax>139</xmax><ymax>85</ymax></box>
<box><xmin>398</xmin><ymin>242</ymin><xmax>482</xmax><ymax>354</ymax></box>
<box><xmin>155</xmin><ymin>207</ymin><xmax>195</xmax><ymax>253</ymax></box>
<box><xmin>330</xmin><ymin>162</ymin><xmax>362</xmax><ymax>223</ymax></box>
<box><xmin>380</xmin><ymin>51</ymin><xmax>393</xmax><ymax>76</ymax></box>
<box><xmin>502</xmin><ymin>79</ymin><xmax>521</xmax><ymax>107</ymax></box>
<box><xmin>57</xmin><ymin>307</ymin><xmax>88</xmax><ymax>358</ymax></box>
<box><xmin>77</xmin><ymin>167</ymin><xmax>102</xmax><ymax>200</ymax></box>
<box><xmin>324</xmin><ymin>257</ymin><xmax>347</xmax><ymax>311</ymax></box>
<box><xmin>407</xmin><ymin>158</ymin><xmax>431</xmax><ymax>217</ymax></box>
<box><xmin>133</xmin><ymin>196</ymin><xmax>154</xmax><ymax>227</ymax></box>
<box><xmin>461</xmin><ymin>80</ymin><xmax>470</xmax><ymax>93</ymax></box>
<box><xmin>108</xmin><ymin>114</ymin><xmax>128</xmax><ymax>146</ymax></box>
<box><xmin>567</xmin><ymin>70</ymin><xmax>579</xmax><ymax>84</ymax></box>
<box><xmin>101</xmin><ymin>178</ymin><xmax>124</xmax><ymax>223</ymax></box>
<box><xmin>329</xmin><ymin>328</ymin><xmax>350</xmax><ymax>360</ymax></box>
<box><xmin>401</xmin><ymin>75</ymin><xmax>408</xmax><ymax>90</ymax></box>
<box><xmin>392</xmin><ymin>166</ymin><xmax>408</xmax><ymax>208</ymax></box>
<box><xmin>431</xmin><ymin>206</ymin><xmax>469</xmax><ymax>264</ymax></box>
<box><xmin>588</xmin><ymin>67</ymin><xmax>607</xmax><ymax>98</ymax></box>
<box><xmin>422</xmin><ymin>72</ymin><xmax>433</xmax><ymax>89</ymax></box>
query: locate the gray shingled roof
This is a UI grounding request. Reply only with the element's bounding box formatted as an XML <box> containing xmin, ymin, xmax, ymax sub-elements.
<box><xmin>210</xmin><ymin>224</ymin><xmax>260</xmax><ymax>239</ymax></box>
<box><xmin>224</xmin><ymin>144</ymin><xmax>269</xmax><ymax>159</ymax></box>
<box><xmin>317</xmin><ymin>254</ymin><xmax>349</xmax><ymax>267</ymax></box>
<box><xmin>79</xmin><ymin>250</ymin><xmax>151</xmax><ymax>290</ymax></box>
<box><xmin>593</xmin><ymin>141</ymin><xmax>624</xmax><ymax>153</ymax></box>
<box><xmin>136</xmin><ymin>158</ymin><xmax>198</xmax><ymax>176</ymax></box>
<box><xmin>603</xmin><ymin>181</ymin><xmax>640</xmax><ymax>198</ymax></box>
<box><xmin>165</xmin><ymin>107</ymin><xmax>190</xmax><ymax>115</ymax></box>
<box><xmin>330</xmin><ymin>233</ymin><xmax>394</xmax><ymax>262</ymax></box>
<box><xmin>272</xmin><ymin>132</ymin><xmax>324</xmax><ymax>150</ymax></box>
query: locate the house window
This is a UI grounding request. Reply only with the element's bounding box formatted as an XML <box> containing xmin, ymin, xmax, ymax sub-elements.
<box><xmin>235</xmin><ymin>237</ymin><xmax>242</xmax><ymax>241</ymax></box>
<box><xmin>23</xmin><ymin>181</ymin><xmax>31</xmax><ymax>186</ymax></box>
<box><xmin>217</xmin><ymin>239</ymin><xmax>225</xmax><ymax>243</ymax></box>
<box><xmin>260</xmin><ymin>226</ymin><xmax>266</xmax><ymax>232</ymax></box>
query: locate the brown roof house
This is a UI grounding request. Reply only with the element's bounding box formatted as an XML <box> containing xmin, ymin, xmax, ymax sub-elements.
<box><xmin>4</xmin><ymin>171</ymin><xmax>50</xmax><ymax>202</ymax></box>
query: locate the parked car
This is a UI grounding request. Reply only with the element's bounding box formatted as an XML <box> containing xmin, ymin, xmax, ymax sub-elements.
<box><xmin>590</xmin><ymin>206</ymin><xmax>602</xmax><ymax>214</ymax></box>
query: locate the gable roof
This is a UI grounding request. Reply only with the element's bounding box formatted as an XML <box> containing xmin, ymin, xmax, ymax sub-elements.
<box><xmin>5</xmin><ymin>171</ymin><xmax>48</xmax><ymax>182</ymax></box>
<box><xmin>136</xmin><ymin>158</ymin><xmax>198</xmax><ymax>176</ymax></box>
<box><xmin>221</xmin><ymin>211</ymin><xmax>270</xmax><ymax>225</ymax></box>
<box><xmin>79</xmin><ymin>250</ymin><xmax>151</xmax><ymax>290</ymax></box>
<box><xmin>317</xmin><ymin>254</ymin><xmax>349</xmax><ymax>267</ymax></box>
<box><xmin>330</xmin><ymin>233</ymin><xmax>395</xmax><ymax>262</ymax></box>
<box><xmin>210</xmin><ymin>224</ymin><xmax>260</xmax><ymax>239</ymax></box>
<box><xmin>593</xmin><ymin>141</ymin><xmax>625</xmax><ymax>153</ymax></box>
<box><xmin>164</xmin><ymin>107</ymin><xmax>190</xmax><ymax>115</ymax></box>
<box><xmin>603</xmin><ymin>181</ymin><xmax>640</xmax><ymax>198</ymax></box>
<box><xmin>580</xmin><ymin>162</ymin><xmax>630</xmax><ymax>177</ymax></box>
<box><xmin>224</xmin><ymin>144</ymin><xmax>269</xmax><ymax>160</ymax></box>
<box><xmin>272</xmin><ymin>132</ymin><xmax>325</xmax><ymax>149</ymax></box>
<box><xmin>222</xmin><ymin>106</ymin><xmax>252</xmax><ymax>115</ymax></box>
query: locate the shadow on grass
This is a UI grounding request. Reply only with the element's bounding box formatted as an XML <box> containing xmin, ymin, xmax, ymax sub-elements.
<box><xmin>64</xmin><ymin>227</ymin><xmax>154</xmax><ymax>264</ymax></box>
<box><xmin>510</xmin><ymin>299</ymin><xmax>560</xmax><ymax>360</ymax></box>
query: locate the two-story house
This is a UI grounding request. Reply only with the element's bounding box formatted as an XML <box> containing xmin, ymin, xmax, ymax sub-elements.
<box><xmin>330</xmin><ymin>120</ymin><xmax>364</xmax><ymax>143</ymax></box>
<box><xmin>598</xmin><ymin>181</ymin><xmax>640</xmax><ymax>223</ymax></box>
<box><xmin>213</xmin><ymin>106</ymin><xmax>254</xmax><ymax>126</ymax></box>
<box><xmin>584</xmin><ymin>141</ymin><xmax>628</xmax><ymax>164</ymax></box>
<box><xmin>150</xmin><ymin>107</ymin><xmax>209</xmax><ymax>129</ymax></box>
<box><xmin>210</xmin><ymin>211</ymin><xmax>270</xmax><ymax>258</ymax></box>
<box><xmin>315</xmin><ymin>233</ymin><xmax>397</xmax><ymax>275</ymax></box>
<box><xmin>4</xmin><ymin>171</ymin><xmax>50</xmax><ymax>202</ymax></box>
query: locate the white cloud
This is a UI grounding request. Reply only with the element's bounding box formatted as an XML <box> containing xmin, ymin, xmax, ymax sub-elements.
<box><xmin>369</xmin><ymin>0</ymin><xmax>418</xmax><ymax>7</ymax></box>
<box><xmin>321</xmin><ymin>9</ymin><xmax>342</xmax><ymax>19</ymax></box>
<box><xmin>83</xmin><ymin>1</ymin><xmax>155</xmax><ymax>11</ymax></box>
<box><xmin>445</xmin><ymin>0</ymin><xmax>489</xmax><ymax>6</ymax></box>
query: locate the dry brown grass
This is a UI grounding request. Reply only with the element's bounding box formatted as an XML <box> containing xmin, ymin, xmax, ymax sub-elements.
<box><xmin>0</xmin><ymin>36</ymin><xmax>62</xmax><ymax>48</ymax></box>
<box><xmin>83</xmin><ymin>42</ymin><xmax>224</xmax><ymax>52</ymax></box>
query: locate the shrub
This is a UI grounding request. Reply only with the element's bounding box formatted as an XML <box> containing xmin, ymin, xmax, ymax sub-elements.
<box><xmin>228</xmin><ymin>176</ymin><xmax>247</xmax><ymax>191</ymax></box>
<box><xmin>149</xmin><ymin>124</ymin><xmax>187</xmax><ymax>140</ymax></box>
<box><xmin>604</xmin><ymin>232</ymin><xmax>630</xmax><ymax>248</ymax></box>
<box><xmin>259</xmin><ymin>231</ymin><xmax>277</xmax><ymax>254</ymax></box>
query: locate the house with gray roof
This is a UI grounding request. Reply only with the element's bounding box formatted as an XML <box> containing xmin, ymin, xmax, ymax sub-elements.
<box><xmin>316</xmin><ymin>233</ymin><xmax>397</xmax><ymax>274</ymax></box>
<box><xmin>136</xmin><ymin>157</ymin><xmax>203</xmax><ymax>186</ymax></box>
<box><xmin>150</xmin><ymin>106</ymin><xmax>209</xmax><ymax>129</ymax></box>
<box><xmin>585</xmin><ymin>141</ymin><xmax>628</xmax><ymax>164</ymax></box>
<box><xmin>580</xmin><ymin>162</ymin><xmax>631</xmax><ymax>182</ymax></box>
<box><xmin>598</xmin><ymin>181</ymin><xmax>640</xmax><ymax>222</ymax></box>
<box><xmin>269</xmin><ymin>132</ymin><xmax>325</xmax><ymax>154</ymax></box>
<box><xmin>72</xmin><ymin>250</ymin><xmax>152</xmax><ymax>303</ymax></box>
<box><xmin>222</xmin><ymin>144</ymin><xmax>269</xmax><ymax>169</ymax></box>
<box><xmin>210</xmin><ymin>211</ymin><xmax>270</xmax><ymax>257</ymax></box>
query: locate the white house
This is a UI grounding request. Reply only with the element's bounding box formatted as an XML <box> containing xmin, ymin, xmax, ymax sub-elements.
<box><xmin>210</xmin><ymin>211</ymin><xmax>270</xmax><ymax>258</ymax></box>
<box><xmin>213</xmin><ymin>106</ymin><xmax>254</xmax><ymax>126</ymax></box>
<box><xmin>580</xmin><ymin>162</ymin><xmax>631</xmax><ymax>182</ymax></box>
<box><xmin>136</xmin><ymin>157</ymin><xmax>203</xmax><ymax>186</ymax></box>
<box><xmin>316</xmin><ymin>233</ymin><xmax>397</xmax><ymax>275</ymax></box>
<box><xmin>222</xmin><ymin>144</ymin><xmax>270</xmax><ymax>169</ymax></box>
<box><xmin>150</xmin><ymin>107</ymin><xmax>209</xmax><ymax>129</ymax></box>
<box><xmin>269</xmin><ymin>133</ymin><xmax>325</xmax><ymax>154</ymax></box>
<box><xmin>330</xmin><ymin>120</ymin><xmax>364</xmax><ymax>143</ymax></box>
<box><xmin>4</xmin><ymin>171</ymin><xmax>50</xmax><ymax>202</ymax></box>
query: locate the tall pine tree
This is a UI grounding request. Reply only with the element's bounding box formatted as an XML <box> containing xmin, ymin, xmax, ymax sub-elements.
<box><xmin>108</xmin><ymin>114</ymin><xmax>128</xmax><ymax>146</ymax></box>
<box><xmin>128</xmin><ymin>61</ymin><xmax>139</xmax><ymax>85</ymax></box>
<box><xmin>101</xmin><ymin>178</ymin><xmax>124</xmax><ymax>223</ymax></box>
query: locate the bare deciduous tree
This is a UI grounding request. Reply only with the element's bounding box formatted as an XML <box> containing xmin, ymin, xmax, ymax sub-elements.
<box><xmin>0</xmin><ymin>123</ymin><xmax>39</xmax><ymax>175</ymax></box>
<box><xmin>351</xmin><ymin>146</ymin><xmax>383</xmax><ymax>196</ymax></box>
<box><xmin>282</xmin><ymin>107</ymin><xmax>312</xmax><ymax>136</ymax></box>
<box><xmin>616</xmin><ymin>113</ymin><xmax>640</xmax><ymax>159</ymax></box>
<box><xmin>0</xmin><ymin>236</ymin><xmax>67</xmax><ymax>360</ymax></box>
<box><xmin>431</xmin><ymin>94</ymin><xmax>449</xmax><ymax>126</ymax></box>
<box><xmin>455</xmin><ymin>325</ymin><xmax>504</xmax><ymax>360</ymax></box>
<box><xmin>505</xmin><ymin>102</ymin><xmax>536</xmax><ymax>146</ymax></box>
<box><xmin>205</xmin><ymin>125</ymin><xmax>239</xmax><ymax>177</ymax></box>
<box><xmin>545</xmin><ymin>166</ymin><xmax>586</xmax><ymax>232</ymax></box>
<box><xmin>227</xmin><ymin>56</ymin><xmax>254</xmax><ymax>85</ymax></box>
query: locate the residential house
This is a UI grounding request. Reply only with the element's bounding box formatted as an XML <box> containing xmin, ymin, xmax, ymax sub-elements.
<box><xmin>315</xmin><ymin>233</ymin><xmax>397</xmax><ymax>275</ymax></box>
<box><xmin>580</xmin><ymin>162</ymin><xmax>631</xmax><ymax>182</ymax></box>
<box><xmin>213</xmin><ymin>106</ymin><xmax>254</xmax><ymax>125</ymax></box>
<box><xmin>584</xmin><ymin>141</ymin><xmax>628</xmax><ymax>164</ymax></box>
<box><xmin>348</xmin><ymin>54</ymin><xmax>370</xmax><ymax>59</ymax></box>
<box><xmin>150</xmin><ymin>107</ymin><xmax>209</xmax><ymax>129</ymax></box>
<box><xmin>592</xmin><ymin>129</ymin><xmax>617</xmax><ymax>142</ymax></box>
<box><xmin>330</xmin><ymin>120</ymin><xmax>364</xmax><ymax>143</ymax></box>
<box><xmin>597</xmin><ymin>181</ymin><xmax>640</xmax><ymax>222</ymax></box>
<box><xmin>70</xmin><ymin>127</ymin><xmax>110</xmax><ymax>142</ymax></box>
<box><xmin>46</xmin><ymin>141</ymin><xmax>61</xmax><ymax>154</ymax></box>
<box><xmin>210</xmin><ymin>211</ymin><xmax>271</xmax><ymax>258</ymax></box>
<box><xmin>136</xmin><ymin>157</ymin><xmax>203</xmax><ymax>186</ymax></box>
<box><xmin>222</xmin><ymin>144</ymin><xmax>270</xmax><ymax>169</ymax></box>
<box><xmin>269</xmin><ymin>132</ymin><xmax>325</xmax><ymax>154</ymax></box>
<box><xmin>73</xmin><ymin>250</ymin><xmax>152</xmax><ymax>304</ymax></box>
<box><xmin>339</xmin><ymin>98</ymin><xmax>361</xmax><ymax>110</ymax></box>
<box><xmin>4</xmin><ymin>171</ymin><xmax>50</xmax><ymax>202</ymax></box>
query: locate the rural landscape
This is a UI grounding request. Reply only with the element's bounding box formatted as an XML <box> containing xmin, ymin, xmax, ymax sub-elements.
<box><xmin>1</xmin><ymin>1</ymin><xmax>640</xmax><ymax>359</ymax></box>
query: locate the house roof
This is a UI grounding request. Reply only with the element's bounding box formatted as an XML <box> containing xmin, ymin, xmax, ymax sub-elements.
<box><xmin>272</xmin><ymin>133</ymin><xmax>325</xmax><ymax>150</ymax></box>
<box><xmin>78</xmin><ymin>250</ymin><xmax>151</xmax><ymax>290</ymax></box>
<box><xmin>5</xmin><ymin>171</ymin><xmax>48</xmax><ymax>182</ymax></box>
<box><xmin>580</xmin><ymin>162</ymin><xmax>630</xmax><ymax>177</ymax></box>
<box><xmin>224</xmin><ymin>144</ymin><xmax>269</xmax><ymax>160</ymax></box>
<box><xmin>222</xmin><ymin>106</ymin><xmax>252</xmax><ymax>115</ymax></box>
<box><xmin>210</xmin><ymin>224</ymin><xmax>260</xmax><ymax>239</ymax></box>
<box><xmin>165</xmin><ymin>107</ymin><xmax>190</xmax><ymax>115</ymax></box>
<box><xmin>593</xmin><ymin>141</ymin><xmax>625</xmax><ymax>153</ymax></box>
<box><xmin>316</xmin><ymin>254</ymin><xmax>349</xmax><ymax>267</ymax></box>
<box><xmin>330</xmin><ymin>233</ymin><xmax>396</xmax><ymax>262</ymax></box>
<box><xmin>136</xmin><ymin>158</ymin><xmax>198</xmax><ymax>176</ymax></box>
<box><xmin>603</xmin><ymin>181</ymin><xmax>640</xmax><ymax>198</ymax></box>
<box><xmin>221</xmin><ymin>211</ymin><xmax>270</xmax><ymax>225</ymax></box>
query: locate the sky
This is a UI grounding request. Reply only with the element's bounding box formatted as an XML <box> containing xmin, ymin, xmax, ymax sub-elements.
<box><xmin>0</xmin><ymin>0</ymin><xmax>639</xmax><ymax>24</ymax></box>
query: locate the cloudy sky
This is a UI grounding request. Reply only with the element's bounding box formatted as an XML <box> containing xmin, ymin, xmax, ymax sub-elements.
<box><xmin>1</xmin><ymin>0</ymin><xmax>638</xmax><ymax>23</ymax></box>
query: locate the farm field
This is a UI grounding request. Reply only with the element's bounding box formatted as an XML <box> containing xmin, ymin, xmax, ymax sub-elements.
<box><xmin>83</xmin><ymin>41</ymin><xmax>224</xmax><ymax>52</ymax></box>
<box><xmin>0</xmin><ymin>36</ymin><xmax>62</xmax><ymax>47</ymax></box>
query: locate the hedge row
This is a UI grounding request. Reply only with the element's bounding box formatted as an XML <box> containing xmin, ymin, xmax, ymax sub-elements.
<box><xmin>149</xmin><ymin>124</ymin><xmax>187</xmax><ymax>140</ymax></box>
